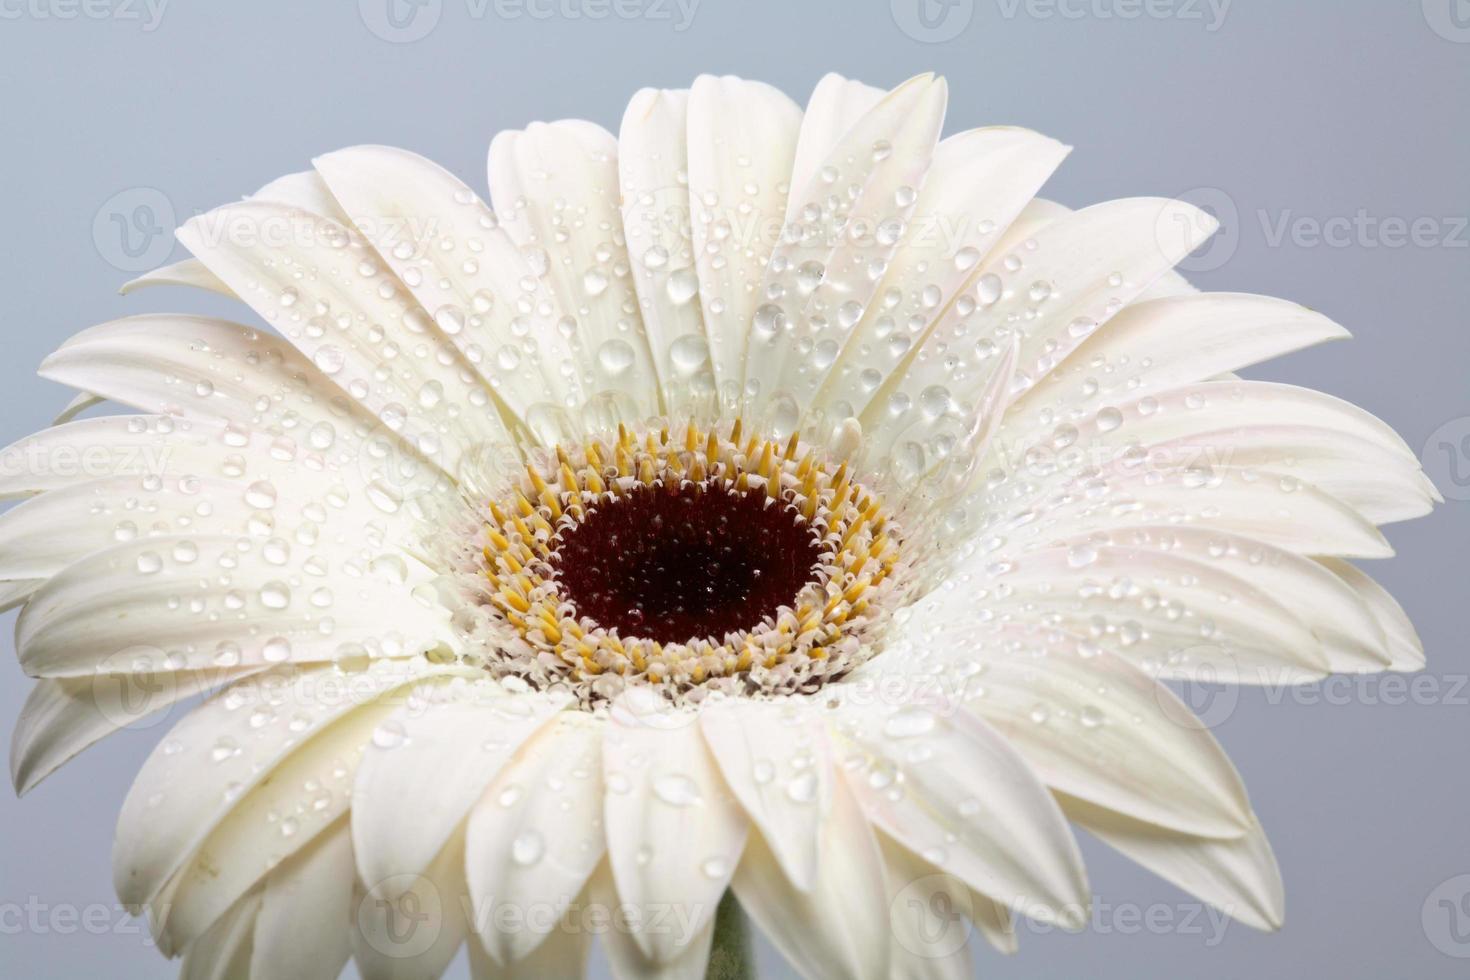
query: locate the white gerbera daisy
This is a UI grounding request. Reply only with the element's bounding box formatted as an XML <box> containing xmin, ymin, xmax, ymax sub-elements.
<box><xmin>5</xmin><ymin>72</ymin><xmax>1435</xmax><ymax>979</ymax></box>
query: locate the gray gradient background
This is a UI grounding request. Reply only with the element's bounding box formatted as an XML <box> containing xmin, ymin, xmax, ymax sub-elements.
<box><xmin>0</xmin><ymin>1</ymin><xmax>1466</xmax><ymax>977</ymax></box>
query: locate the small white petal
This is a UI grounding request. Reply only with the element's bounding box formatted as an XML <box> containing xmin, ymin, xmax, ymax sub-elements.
<box><xmin>353</xmin><ymin>687</ymin><xmax>567</xmax><ymax>899</ymax></box>
<box><xmin>699</xmin><ymin>697</ymin><xmax>832</xmax><ymax>892</ymax></box>
<box><xmin>1062</xmin><ymin>794</ymin><xmax>1284</xmax><ymax>932</ymax></box>
<box><xmin>732</xmin><ymin>770</ymin><xmax>889</xmax><ymax>980</ymax></box>
<box><xmin>249</xmin><ymin>817</ymin><xmax>354</xmax><ymax>980</ymax></box>
<box><xmin>602</xmin><ymin>696</ymin><xmax>747</xmax><ymax>963</ymax></box>
<box><xmin>465</xmin><ymin>713</ymin><xmax>606</xmax><ymax>965</ymax></box>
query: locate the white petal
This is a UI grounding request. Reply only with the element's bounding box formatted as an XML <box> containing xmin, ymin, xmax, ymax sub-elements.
<box><xmin>989</xmin><ymin>543</ymin><xmax>1332</xmax><ymax>682</ymax></box>
<box><xmin>250</xmin><ymin>817</ymin><xmax>354</xmax><ymax>980</ymax></box>
<box><xmin>1061</xmin><ymin>793</ymin><xmax>1284</xmax><ymax>931</ymax></box>
<box><xmin>120</xmin><ymin>258</ymin><xmax>235</xmax><ymax>297</ymax></box>
<box><xmin>488</xmin><ymin>121</ymin><xmax>661</xmax><ymax>418</ymax></box>
<box><xmin>178</xmin><ymin>200</ymin><xmax>513</xmax><ymax>475</ymax></box>
<box><xmin>157</xmin><ymin>679</ymin><xmax>431</xmax><ymax>954</ymax></box>
<box><xmin>699</xmin><ymin>697</ymin><xmax>832</xmax><ymax>892</ymax></box>
<box><xmin>312</xmin><ymin>144</ymin><xmax>587</xmax><ymax>428</ymax></box>
<box><xmin>0</xmin><ymin>414</ymin><xmax>191</xmax><ymax>499</ymax></box>
<box><xmin>113</xmin><ymin>660</ymin><xmax>467</xmax><ymax>909</ymax></box>
<box><xmin>1052</xmin><ymin>526</ymin><xmax>1393</xmax><ymax>673</ymax></box>
<box><xmin>0</xmin><ymin>470</ymin><xmax>414</xmax><ymax>587</ymax></box>
<box><xmin>954</xmin><ymin>633</ymin><xmax>1253</xmax><ymax>836</ymax></box>
<box><xmin>784</xmin><ymin>73</ymin><xmax>886</xmax><ymax>208</ymax></box>
<box><xmin>38</xmin><ymin>315</ymin><xmax>364</xmax><ymax>441</ymax></box>
<box><xmin>602</xmin><ymin>696</ymin><xmax>747</xmax><ymax>962</ymax></box>
<box><xmin>745</xmin><ymin>74</ymin><xmax>947</xmax><ymax>416</ymax></box>
<box><xmin>10</xmin><ymin>666</ymin><xmax>261</xmax><ymax>796</ymax></box>
<box><xmin>590</xmin><ymin>864</ymin><xmax>716</xmax><ymax>980</ymax></box>
<box><xmin>0</xmin><ymin>416</ymin><xmax>432</xmax><ymax>594</ymax></box>
<box><xmin>879</xmin><ymin>335</ymin><xmax>1019</xmax><ymax>542</ymax></box>
<box><xmin>732</xmin><ymin>770</ymin><xmax>889</xmax><ymax>980</ymax></box>
<box><xmin>1318</xmin><ymin>557</ymin><xmax>1425</xmax><ymax>670</ymax></box>
<box><xmin>1006</xmin><ymin>292</ymin><xmax>1351</xmax><ymax>433</ymax></box>
<box><xmin>1014</xmin><ymin>379</ymin><xmax>1432</xmax><ymax>524</ymax></box>
<box><xmin>618</xmin><ymin>88</ymin><xmax>712</xmax><ymax>410</ymax></box>
<box><xmin>879</xmin><ymin>834</ymin><xmax>977</xmax><ymax>980</ymax></box>
<box><xmin>837</xmin><ymin>704</ymin><xmax>1089</xmax><ymax>924</ymax></box>
<box><xmin>353</xmin><ymin>685</ymin><xmax>567</xmax><ymax>899</ymax></box>
<box><xmin>121</xmin><ymin>169</ymin><xmax>346</xmax><ymax>301</ymax></box>
<box><xmin>686</xmin><ymin>75</ymin><xmax>801</xmax><ymax>396</ymax></box>
<box><xmin>465</xmin><ymin>712</ymin><xmax>606</xmax><ymax>965</ymax></box>
<box><xmin>468</xmin><ymin>925</ymin><xmax>589</xmax><ymax>979</ymax></box>
<box><xmin>968</xmin><ymin>890</ymin><xmax>1019</xmax><ymax>955</ymax></box>
<box><xmin>179</xmin><ymin>890</ymin><xmax>261</xmax><ymax>980</ymax></box>
<box><xmin>996</xmin><ymin>454</ymin><xmax>1393</xmax><ymax>559</ymax></box>
<box><xmin>352</xmin><ymin>827</ymin><xmax>469</xmax><ymax>980</ymax></box>
<box><xmin>51</xmin><ymin>391</ymin><xmax>105</xmax><ymax>425</ymax></box>
<box><xmin>0</xmin><ymin>578</ymin><xmax>42</xmax><ymax>612</ymax></box>
<box><xmin>251</xmin><ymin>170</ymin><xmax>352</xmax><ymax>224</ymax></box>
<box><xmin>814</xmin><ymin>125</ymin><xmax>1068</xmax><ymax>425</ymax></box>
<box><xmin>18</xmin><ymin>535</ymin><xmax>453</xmax><ymax>678</ymax></box>
<box><xmin>30</xmin><ymin>323</ymin><xmax>452</xmax><ymax>523</ymax></box>
<box><xmin>864</xmin><ymin>197</ymin><xmax>1217</xmax><ymax>438</ymax></box>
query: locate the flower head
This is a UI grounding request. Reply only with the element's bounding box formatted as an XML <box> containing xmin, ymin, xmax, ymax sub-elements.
<box><xmin>5</xmin><ymin>72</ymin><xmax>1434</xmax><ymax>978</ymax></box>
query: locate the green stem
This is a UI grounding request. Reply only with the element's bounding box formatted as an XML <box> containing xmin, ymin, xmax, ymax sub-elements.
<box><xmin>705</xmin><ymin>889</ymin><xmax>756</xmax><ymax>980</ymax></box>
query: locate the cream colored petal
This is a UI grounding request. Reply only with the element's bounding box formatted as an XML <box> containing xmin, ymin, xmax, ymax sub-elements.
<box><xmin>812</xmin><ymin>126</ymin><xmax>1068</xmax><ymax>427</ymax></box>
<box><xmin>1319</xmin><ymin>557</ymin><xmax>1426</xmax><ymax>670</ymax></box>
<box><xmin>10</xmin><ymin>666</ymin><xmax>261</xmax><ymax>796</ymax></box>
<box><xmin>784</xmin><ymin>73</ymin><xmax>886</xmax><ymax>209</ymax></box>
<box><xmin>732</xmin><ymin>770</ymin><xmax>889</xmax><ymax>980</ymax></box>
<box><xmin>249</xmin><ymin>816</ymin><xmax>355</xmax><ymax>980</ymax></box>
<box><xmin>744</xmin><ymin>74</ymin><xmax>947</xmax><ymax>423</ymax></box>
<box><xmin>618</xmin><ymin>87</ymin><xmax>712</xmax><ymax>413</ymax></box>
<box><xmin>685</xmin><ymin>75</ymin><xmax>801</xmax><ymax>399</ymax></box>
<box><xmin>178</xmin><ymin>200</ymin><xmax>513</xmax><ymax>477</ymax></box>
<box><xmin>589</xmin><ymin>863</ymin><xmax>716</xmax><ymax>980</ymax></box>
<box><xmin>119</xmin><ymin>258</ymin><xmax>235</xmax><ymax>298</ymax></box>
<box><xmin>312</xmin><ymin>144</ymin><xmax>587</xmax><ymax>430</ymax></box>
<box><xmin>989</xmin><ymin>543</ymin><xmax>1333</xmax><ymax>682</ymax></box>
<box><xmin>836</xmin><ymin>704</ymin><xmax>1089</xmax><ymax>925</ymax></box>
<box><xmin>1061</xmin><ymin>793</ymin><xmax>1284</xmax><ymax>932</ymax></box>
<box><xmin>179</xmin><ymin>890</ymin><xmax>261</xmax><ymax>980</ymax></box>
<box><xmin>879</xmin><ymin>835</ymin><xmax>978</xmax><ymax>980</ymax></box>
<box><xmin>489</xmin><ymin>121</ymin><xmax>661</xmax><ymax>418</ymax></box>
<box><xmin>352</xmin><ymin>827</ymin><xmax>470</xmax><ymax>980</ymax></box>
<box><xmin>352</xmin><ymin>685</ymin><xmax>568</xmax><ymax>900</ymax></box>
<box><xmin>465</xmin><ymin>712</ymin><xmax>606</xmax><ymax>965</ymax></box>
<box><xmin>602</xmin><ymin>696</ymin><xmax>747</xmax><ymax>963</ymax></box>
<box><xmin>113</xmin><ymin>660</ymin><xmax>468</xmax><ymax>910</ymax></box>
<box><xmin>1004</xmin><ymin>292</ymin><xmax>1351</xmax><ymax>435</ymax></box>
<box><xmin>18</xmin><ymin>535</ymin><xmax>452</xmax><ymax>678</ymax></box>
<box><xmin>699</xmin><ymin>697</ymin><xmax>833</xmax><ymax>892</ymax></box>
<box><xmin>862</xmin><ymin>197</ymin><xmax>1217</xmax><ymax>442</ymax></box>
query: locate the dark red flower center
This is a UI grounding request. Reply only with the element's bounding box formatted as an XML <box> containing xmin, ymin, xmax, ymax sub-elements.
<box><xmin>551</xmin><ymin>482</ymin><xmax>823</xmax><ymax>644</ymax></box>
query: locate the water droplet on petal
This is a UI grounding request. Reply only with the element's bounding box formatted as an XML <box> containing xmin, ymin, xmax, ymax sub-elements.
<box><xmin>653</xmin><ymin>774</ymin><xmax>702</xmax><ymax>808</ymax></box>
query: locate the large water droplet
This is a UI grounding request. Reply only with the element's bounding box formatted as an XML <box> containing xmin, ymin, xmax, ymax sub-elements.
<box><xmin>511</xmin><ymin>829</ymin><xmax>545</xmax><ymax>866</ymax></box>
<box><xmin>597</xmin><ymin>339</ymin><xmax>636</xmax><ymax>377</ymax></box>
<box><xmin>653</xmin><ymin>773</ymin><xmax>702</xmax><ymax>807</ymax></box>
